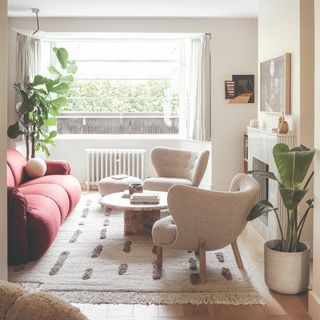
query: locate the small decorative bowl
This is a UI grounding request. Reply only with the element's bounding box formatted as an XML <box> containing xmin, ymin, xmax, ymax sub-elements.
<box><xmin>129</xmin><ymin>183</ymin><xmax>143</xmax><ymax>195</ymax></box>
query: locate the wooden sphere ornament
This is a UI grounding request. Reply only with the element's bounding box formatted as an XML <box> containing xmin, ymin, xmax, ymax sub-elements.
<box><xmin>278</xmin><ymin>113</ymin><xmax>289</xmax><ymax>134</ymax></box>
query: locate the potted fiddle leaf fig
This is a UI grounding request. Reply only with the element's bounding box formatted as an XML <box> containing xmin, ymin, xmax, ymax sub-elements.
<box><xmin>247</xmin><ymin>143</ymin><xmax>315</xmax><ymax>294</ymax></box>
<box><xmin>7</xmin><ymin>47</ymin><xmax>77</xmax><ymax>160</ymax></box>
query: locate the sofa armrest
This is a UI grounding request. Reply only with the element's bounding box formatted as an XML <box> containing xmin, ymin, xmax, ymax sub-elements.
<box><xmin>45</xmin><ymin>160</ymin><xmax>71</xmax><ymax>176</ymax></box>
<box><xmin>7</xmin><ymin>187</ymin><xmax>29</xmax><ymax>265</ymax></box>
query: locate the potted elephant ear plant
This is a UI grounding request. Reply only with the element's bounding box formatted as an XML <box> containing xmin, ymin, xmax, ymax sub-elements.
<box><xmin>247</xmin><ymin>143</ymin><xmax>315</xmax><ymax>294</ymax></box>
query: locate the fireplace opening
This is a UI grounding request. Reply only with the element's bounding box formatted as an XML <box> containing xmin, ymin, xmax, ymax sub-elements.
<box><xmin>253</xmin><ymin>157</ymin><xmax>269</xmax><ymax>226</ymax></box>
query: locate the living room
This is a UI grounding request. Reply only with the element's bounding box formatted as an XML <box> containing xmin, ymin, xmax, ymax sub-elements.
<box><xmin>1</xmin><ymin>0</ymin><xmax>320</xmax><ymax>319</ymax></box>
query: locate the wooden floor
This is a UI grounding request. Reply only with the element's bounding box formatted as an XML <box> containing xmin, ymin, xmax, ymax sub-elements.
<box><xmin>73</xmin><ymin>224</ymin><xmax>311</xmax><ymax>320</ymax></box>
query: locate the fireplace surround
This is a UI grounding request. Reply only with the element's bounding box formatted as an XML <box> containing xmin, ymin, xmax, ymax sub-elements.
<box><xmin>247</xmin><ymin>127</ymin><xmax>296</xmax><ymax>240</ymax></box>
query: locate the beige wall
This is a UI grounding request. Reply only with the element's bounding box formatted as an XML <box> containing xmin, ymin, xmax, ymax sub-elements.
<box><xmin>0</xmin><ymin>0</ymin><xmax>8</xmax><ymax>281</ymax></box>
<box><xmin>258</xmin><ymin>0</ymin><xmax>315</xmax><ymax>247</ymax></box>
<box><xmin>8</xmin><ymin>18</ymin><xmax>258</xmax><ymax>190</ymax></box>
<box><xmin>309</xmin><ymin>0</ymin><xmax>320</xmax><ymax>318</ymax></box>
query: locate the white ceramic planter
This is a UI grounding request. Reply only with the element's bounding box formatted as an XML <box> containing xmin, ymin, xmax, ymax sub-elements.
<box><xmin>264</xmin><ymin>239</ymin><xmax>310</xmax><ymax>294</ymax></box>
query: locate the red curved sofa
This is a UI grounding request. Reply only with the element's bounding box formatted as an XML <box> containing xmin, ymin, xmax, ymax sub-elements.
<box><xmin>7</xmin><ymin>148</ymin><xmax>81</xmax><ymax>265</ymax></box>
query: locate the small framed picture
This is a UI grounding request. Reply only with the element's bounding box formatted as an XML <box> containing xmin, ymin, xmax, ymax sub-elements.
<box><xmin>225</xmin><ymin>75</ymin><xmax>255</xmax><ymax>103</ymax></box>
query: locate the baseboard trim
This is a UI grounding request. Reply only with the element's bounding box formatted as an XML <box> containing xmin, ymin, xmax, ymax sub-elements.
<box><xmin>309</xmin><ymin>291</ymin><xmax>320</xmax><ymax>319</ymax></box>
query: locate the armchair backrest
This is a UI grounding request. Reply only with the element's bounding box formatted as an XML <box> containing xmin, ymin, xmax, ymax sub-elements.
<box><xmin>168</xmin><ymin>173</ymin><xmax>260</xmax><ymax>251</ymax></box>
<box><xmin>7</xmin><ymin>148</ymin><xmax>27</xmax><ymax>187</ymax></box>
<box><xmin>151</xmin><ymin>147</ymin><xmax>210</xmax><ymax>186</ymax></box>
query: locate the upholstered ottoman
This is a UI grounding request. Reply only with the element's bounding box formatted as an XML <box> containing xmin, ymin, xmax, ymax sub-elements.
<box><xmin>98</xmin><ymin>175</ymin><xmax>142</xmax><ymax>196</ymax></box>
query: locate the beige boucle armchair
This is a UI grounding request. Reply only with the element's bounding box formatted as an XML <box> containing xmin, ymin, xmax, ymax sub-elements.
<box><xmin>152</xmin><ymin>173</ymin><xmax>260</xmax><ymax>283</ymax></box>
<box><xmin>143</xmin><ymin>147</ymin><xmax>210</xmax><ymax>192</ymax></box>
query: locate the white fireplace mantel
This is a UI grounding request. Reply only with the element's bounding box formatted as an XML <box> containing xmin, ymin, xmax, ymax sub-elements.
<box><xmin>247</xmin><ymin>127</ymin><xmax>297</xmax><ymax>240</ymax></box>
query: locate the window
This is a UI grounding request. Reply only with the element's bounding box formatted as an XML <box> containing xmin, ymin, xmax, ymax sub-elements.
<box><xmin>42</xmin><ymin>35</ymin><xmax>182</xmax><ymax>135</ymax></box>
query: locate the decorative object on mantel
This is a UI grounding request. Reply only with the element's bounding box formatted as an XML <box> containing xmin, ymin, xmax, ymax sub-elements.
<box><xmin>247</xmin><ymin>143</ymin><xmax>315</xmax><ymax>294</ymax></box>
<box><xmin>278</xmin><ymin>113</ymin><xmax>289</xmax><ymax>134</ymax></box>
<box><xmin>225</xmin><ymin>75</ymin><xmax>254</xmax><ymax>103</ymax></box>
<box><xmin>249</xmin><ymin>119</ymin><xmax>259</xmax><ymax>128</ymax></box>
<box><xmin>260</xmin><ymin>53</ymin><xmax>291</xmax><ymax>114</ymax></box>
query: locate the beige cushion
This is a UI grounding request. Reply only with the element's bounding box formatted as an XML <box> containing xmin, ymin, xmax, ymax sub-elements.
<box><xmin>0</xmin><ymin>281</ymin><xmax>87</xmax><ymax>320</ymax></box>
<box><xmin>98</xmin><ymin>176</ymin><xmax>142</xmax><ymax>196</ymax></box>
<box><xmin>25</xmin><ymin>158</ymin><xmax>47</xmax><ymax>178</ymax></box>
<box><xmin>143</xmin><ymin>177</ymin><xmax>192</xmax><ymax>192</ymax></box>
<box><xmin>152</xmin><ymin>215</ymin><xmax>177</xmax><ymax>246</ymax></box>
<box><xmin>0</xmin><ymin>281</ymin><xmax>24</xmax><ymax>320</ymax></box>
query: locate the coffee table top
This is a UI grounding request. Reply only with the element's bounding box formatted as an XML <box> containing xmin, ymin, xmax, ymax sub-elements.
<box><xmin>100</xmin><ymin>191</ymin><xmax>168</xmax><ymax>211</ymax></box>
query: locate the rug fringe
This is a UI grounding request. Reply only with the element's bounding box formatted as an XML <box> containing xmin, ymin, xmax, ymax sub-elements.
<box><xmin>42</xmin><ymin>290</ymin><xmax>266</xmax><ymax>305</ymax></box>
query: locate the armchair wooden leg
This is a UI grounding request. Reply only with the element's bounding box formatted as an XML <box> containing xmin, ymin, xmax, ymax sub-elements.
<box><xmin>156</xmin><ymin>246</ymin><xmax>163</xmax><ymax>269</ymax></box>
<box><xmin>231</xmin><ymin>240</ymin><xmax>244</xmax><ymax>269</ymax></box>
<box><xmin>199</xmin><ymin>239</ymin><xmax>206</xmax><ymax>283</ymax></box>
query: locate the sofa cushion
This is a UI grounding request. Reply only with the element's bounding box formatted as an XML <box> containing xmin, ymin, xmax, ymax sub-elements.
<box><xmin>20</xmin><ymin>175</ymin><xmax>81</xmax><ymax>213</ymax></box>
<box><xmin>143</xmin><ymin>177</ymin><xmax>192</xmax><ymax>192</ymax></box>
<box><xmin>7</xmin><ymin>148</ymin><xmax>28</xmax><ymax>186</ymax></box>
<box><xmin>25</xmin><ymin>194</ymin><xmax>62</xmax><ymax>260</ymax></box>
<box><xmin>25</xmin><ymin>158</ymin><xmax>47</xmax><ymax>178</ymax></box>
<box><xmin>7</xmin><ymin>166</ymin><xmax>15</xmax><ymax>187</ymax></box>
<box><xmin>19</xmin><ymin>184</ymin><xmax>70</xmax><ymax>223</ymax></box>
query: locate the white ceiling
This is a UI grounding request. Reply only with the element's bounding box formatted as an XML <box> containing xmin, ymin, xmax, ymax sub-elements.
<box><xmin>8</xmin><ymin>0</ymin><xmax>258</xmax><ymax>18</ymax></box>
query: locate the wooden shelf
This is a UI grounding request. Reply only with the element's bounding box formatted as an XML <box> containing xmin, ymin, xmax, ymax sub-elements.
<box><xmin>243</xmin><ymin>132</ymin><xmax>248</xmax><ymax>173</ymax></box>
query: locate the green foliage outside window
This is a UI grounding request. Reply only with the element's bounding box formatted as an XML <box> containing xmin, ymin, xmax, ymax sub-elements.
<box><xmin>62</xmin><ymin>79</ymin><xmax>179</xmax><ymax>113</ymax></box>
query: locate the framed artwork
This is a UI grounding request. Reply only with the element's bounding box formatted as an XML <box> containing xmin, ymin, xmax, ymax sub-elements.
<box><xmin>225</xmin><ymin>75</ymin><xmax>254</xmax><ymax>103</ymax></box>
<box><xmin>260</xmin><ymin>53</ymin><xmax>291</xmax><ymax>114</ymax></box>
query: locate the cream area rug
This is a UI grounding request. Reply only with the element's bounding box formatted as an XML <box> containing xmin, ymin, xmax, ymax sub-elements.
<box><xmin>9</xmin><ymin>193</ymin><xmax>264</xmax><ymax>305</ymax></box>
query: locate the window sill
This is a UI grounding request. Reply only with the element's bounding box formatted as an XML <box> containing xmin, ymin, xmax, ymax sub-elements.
<box><xmin>55</xmin><ymin>134</ymin><xmax>181</xmax><ymax>141</ymax></box>
<box><xmin>54</xmin><ymin>134</ymin><xmax>211</xmax><ymax>144</ymax></box>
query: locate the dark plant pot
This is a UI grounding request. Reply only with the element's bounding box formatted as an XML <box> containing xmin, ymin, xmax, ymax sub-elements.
<box><xmin>264</xmin><ymin>239</ymin><xmax>310</xmax><ymax>294</ymax></box>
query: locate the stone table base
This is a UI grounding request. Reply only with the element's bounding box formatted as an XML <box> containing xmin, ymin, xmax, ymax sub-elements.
<box><xmin>124</xmin><ymin>210</ymin><xmax>160</xmax><ymax>235</ymax></box>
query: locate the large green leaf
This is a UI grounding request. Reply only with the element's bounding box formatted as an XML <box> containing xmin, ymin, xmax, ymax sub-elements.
<box><xmin>7</xmin><ymin>122</ymin><xmax>20</xmax><ymax>139</ymax></box>
<box><xmin>43</xmin><ymin>118</ymin><xmax>57</xmax><ymax>126</ymax></box>
<box><xmin>48</xmin><ymin>66</ymin><xmax>60</xmax><ymax>75</ymax></box>
<box><xmin>59</xmin><ymin>75</ymin><xmax>74</xmax><ymax>84</ymax></box>
<box><xmin>248</xmin><ymin>170</ymin><xmax>279</xmax><ymax>182</ymax></box>
<box><xmin>51</xmin><ymin>83</ymin><xmax>69</xmax><ymax>94</ymax></box>
<box><xmin>279</xmin><ymin>187</ymin><xmax>308</xmax><ymax>210</ymax></box>
<box><xmin>273</xmin><ymin>143</ymin><xmax>315</xmax><ymax>188</ymax></box>
<box><xmin>33</xmin><ymin>75</ymin><xmax>47</xmax><ymax>86</ymax></box>
<box><xmin>45</xmin><ymin>79</ymin><xmax>54</xmax><ymax>92</ymax></box>
<box><xmin>247</xmin><ymin>200</ymin><xmax>276</xmax><ymax>221</ymax></box>
<box><xmin>55</xmin><ymin>47</ymin><xmax>68</xmax><ymax>69</ymax></box>
<box><xmin>67</xmin><ymin>63</ymin><xmax>78</xmax><ymax>74</ymax></box>
<box><xmin>51</xmin><ymin>97</ymin><xmax>67</xmax><ymax>108</ymax></box>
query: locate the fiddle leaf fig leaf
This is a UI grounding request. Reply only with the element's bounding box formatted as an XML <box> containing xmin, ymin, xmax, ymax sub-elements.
<box><xmin>33</xmin><ymin>75</ymin><xmax>47</xmax><ymax>86</ymax></box>
<box><xmin>67</xmin><ymin>63</ymin><xmax>78</xmax><ymax>74</ymax></box>
<box><xmin>48</xmin><ymin>66</ymin><xmax>60</xmax><ymax>75</ymax></box>
<box><xmin>51</xmin><ymin>83</ymin><xmax>69</xmax><ymax>94</ymax></box>
<box><xmin>59</xmin><ymin>75</ymin><xmax>74</xmax><ymax>84</ymax></box>
<box><xmin>51</xmin><ymin>96</ymin><xmax>67</xmax><ymax>108</ymax></box>
<box><xmin>43</xmin><ymin>118</ymin><xmax>57</xmax><ymax>126</ymax></box>
<box><xmin>55</xmin><ymin>47</ymin><xmax>68</xmax><ymax>69</ymax></box>
<box><xmin>7</xmin><ymin>122</ymin><xmax>20</xmax><ymax>139</ymax></box>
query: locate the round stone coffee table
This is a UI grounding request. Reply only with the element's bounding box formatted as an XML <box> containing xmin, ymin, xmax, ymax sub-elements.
<box><xmin>100</xmin><ymin>191</ymin><xmax>168</xmax><ymax>236</ymax></box>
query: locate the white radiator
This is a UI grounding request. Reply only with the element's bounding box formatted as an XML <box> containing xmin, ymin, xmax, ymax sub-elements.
<box><xmin>85</xmin><ymin>148</ymin><xmax>146</xmax><ymax>190</ymax></box>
